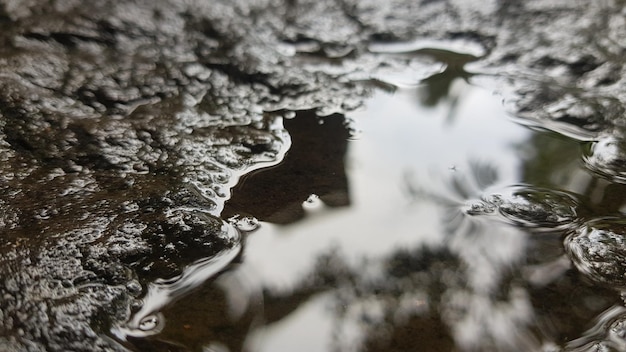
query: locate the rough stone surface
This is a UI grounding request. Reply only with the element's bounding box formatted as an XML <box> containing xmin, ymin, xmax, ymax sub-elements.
<box><xmin>566</xmin><ymin>217</ymin><xmax>626</xmax><ymax>289</ymax></box>
<box><xmin>1</xmin><ymin>0</ymin><xmax>626</xmax><ymax>350</ymax></box>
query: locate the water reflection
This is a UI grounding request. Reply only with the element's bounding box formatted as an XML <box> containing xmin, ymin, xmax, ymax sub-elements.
<box><xmin>223</xmin><ymin>110</ymin><xmax>351</xmax><ymax>224</ymax></box>
<box><xmin>121</xmin><ymin>64</ymin><xmax>626</xmax><ymax>352</ymax></box>
<box><xmin>123</xmin><ymin>81</ymin><xmax>520</xmax><ymax>350</ymax></box>
<box><xmin>112</xmin><ymin>219</ymin><xmax>243</xmax><ymax>342</ymax></box>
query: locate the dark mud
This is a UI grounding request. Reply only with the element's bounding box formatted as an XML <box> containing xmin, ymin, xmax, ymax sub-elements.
<box><xmin>1</xmin><ymin>0</ymin><xmax>626</xmax><ymax>351</ymax></box>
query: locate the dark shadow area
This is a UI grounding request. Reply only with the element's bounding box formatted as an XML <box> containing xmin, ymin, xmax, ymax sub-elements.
<box><xmin>415</xmin><ymin>48</ymin><xmax>476</xmax><ymax>108</ymax></box>
<box><xmin>223</xmin><ymin>110</ymin><xmax>351</xmax><ymax>224</ymax></box>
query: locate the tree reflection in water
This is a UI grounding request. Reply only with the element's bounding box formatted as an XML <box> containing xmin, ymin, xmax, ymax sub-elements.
<box><xmin>126</xmin><ymin>71</ymin><xmax>624</xmax><ymax>352</ymax></box>
<box><xmin>223</xmin><ymin>110</ymin><xmax>351</xmax><ymax>224</ymax></box>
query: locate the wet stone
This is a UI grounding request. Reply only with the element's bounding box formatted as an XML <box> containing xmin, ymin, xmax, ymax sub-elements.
<box><xmin>229</xmin><ymin>215</ymin><xmax>260</xmax><ymax>233</ymax></box>
<box><xmin>565</xmin><ymin>218</ymin><xmax>626</xmax><ymax>289</ymax></box>
<box><xmin>584</xmin><ymin>136</ymin><xmax>626</xmax><ymax>184</ymax></box>
<box><xmin>565</xmin><ymin>307</ymin><xmax>626</xmax><ymax>352</ymax></box>
<box><xmin>0</xmin><ymin>0</ymin><xmax>625</xmax><ymax>351</ymax></box>
<box><xmin>465</xmin><ymin>186</ymin><xmax>580</xmax><ymax>230</ymax></box>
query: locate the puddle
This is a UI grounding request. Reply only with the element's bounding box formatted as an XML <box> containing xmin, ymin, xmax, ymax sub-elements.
<box><xmin>238</xmin><ymin>82</ymin><xmax>533</xmax><ymax>351</ymax></box>
<box><xmin>234</xmin><ymin>80</ymin><xmax>531</xmax><ymax>291</ymax></box>
<box><xmin>111</xmin><ymin>219</ymin><xmax>242</xmax><ymax>340</ymax></box>
<box><xmin>118</xmin><ymin>70</ymin><xmax>622</xmax><ymax>350</ymax></box>
<box><xmin>2</xmin><ymin>2</ymin><xmax>626</xmax><ymax>351</ymax></box>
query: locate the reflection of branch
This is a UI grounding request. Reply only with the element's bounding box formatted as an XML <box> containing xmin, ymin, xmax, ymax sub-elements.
<box><xmin>403</xmin><ymin>170</ymin><xmax>461</xmax><ymax>207</ymax></box>
<box><xmin>403</xmin><ymin>159</ymin><xmax>500</xmax><ymax>206</ymax></box>
<box><xmin>415</xmin><ymin>46</ymin><xmax>476</xmax><ymax>109</ymax></box>
<box><xmin>468</xmin><ymin>160</ymin><xmax>499</xmax><ymax>190</ymax></box>
<box><xmin>306</xmin><ymin>245</ymin><xmax>461</xmax><ymax>352</ymax></box>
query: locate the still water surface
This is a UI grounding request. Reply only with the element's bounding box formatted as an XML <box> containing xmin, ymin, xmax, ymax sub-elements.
<box><xmin>243</xmin><ymin>81</ymin><xmax>533</xmax><ymax>351</ymax></box>
<box><xmin>118</xmin><ymin>61</ymin><xmax>623</xmax><ymax>352</ymax></box>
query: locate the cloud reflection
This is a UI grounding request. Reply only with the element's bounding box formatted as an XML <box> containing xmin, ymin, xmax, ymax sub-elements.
<box><xmin>121</xmin><ymin>59</ymin><xmax>622</xmax><ymax>352</ymax></box>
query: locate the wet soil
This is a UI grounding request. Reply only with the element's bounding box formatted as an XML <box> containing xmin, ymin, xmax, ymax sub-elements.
<box><xmin>1</xmin><ymin>0</ymin><xmax>626</xmax><ymax>351</ymax></box>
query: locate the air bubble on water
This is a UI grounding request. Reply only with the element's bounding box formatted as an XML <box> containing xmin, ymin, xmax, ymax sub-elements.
<box><xmin>284</xmin><ymin>111</ymin><xmax>296</xmax><ymax>119</ymax></box>
<box><xmin>126</xmin><ymin>280</ymin><xmax>142</xmax><ymax>296</ymax></box>
<box><xmin>303</xmin><ymin>194</ymin><xmax>323</xmax><ymax>211</ymax></box>
<box><xmin>229</xmin><ymin>215</ymin><xmax>260</xmax><ymax>232</ymax></box>
<box><xmin>138</xmin><ymin>314</ymin><xmax>160</xmax><ymax>331</ymax></box>
<box><xmin>131</xmin><ymin>299</ymin><xmax>143</xmax><ymax>311</ymax></box>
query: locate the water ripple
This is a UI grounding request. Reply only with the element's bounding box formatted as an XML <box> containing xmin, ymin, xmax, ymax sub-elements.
<box><xmin>565</xmin><ymin>217</ymin><xmax>626</xmax><ymax>289</ymax></box>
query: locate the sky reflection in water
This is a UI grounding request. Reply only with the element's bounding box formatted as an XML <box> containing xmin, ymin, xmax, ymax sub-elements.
<box><xmin>132</xmin><ymin>77</ymin><xmax>621</xmax><ymax>351</ymax></box>
<box><xmin>244</xmin><ymin>80</ymin><xmax>529</xmax><ymax>288</ymax></box>
<box><xmin>240</xmin><ymin>81</ymin><xmax>537</xmax><ymax>351</ymax></box>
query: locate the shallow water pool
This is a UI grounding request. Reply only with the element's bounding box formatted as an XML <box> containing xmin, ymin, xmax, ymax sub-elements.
<box><xmin>116</xmin><ymin>60</ymin><xmax>625</xmax><ymax>351</ymax></box>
